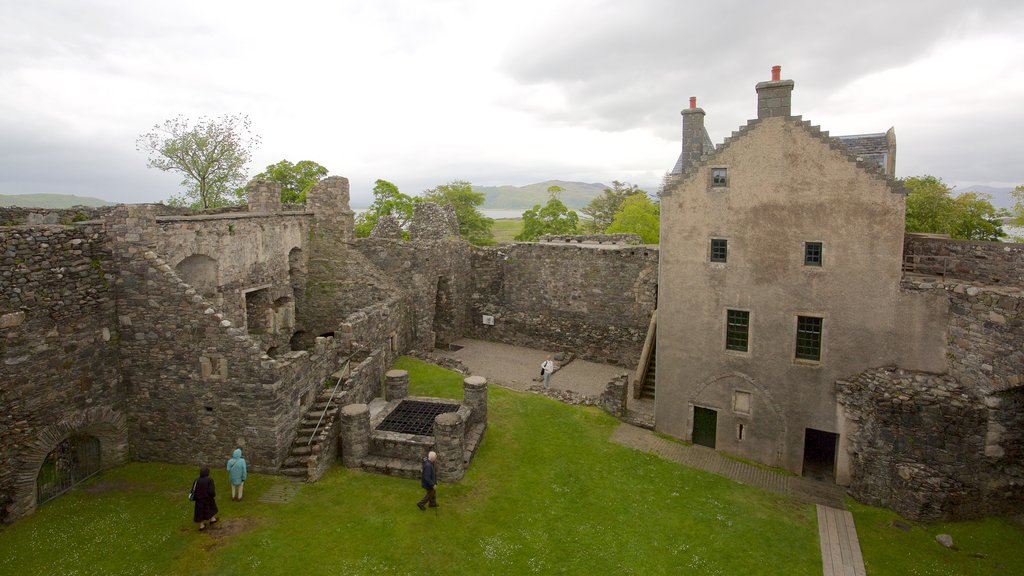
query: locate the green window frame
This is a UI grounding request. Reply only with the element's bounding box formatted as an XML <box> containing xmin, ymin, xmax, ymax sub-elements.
<box><xmin>804</xmin><ymin>242</ymin><xmax>822</xmax><ymax>266</ymax></box>
<box><xmin>710</xmin><ymin>238</ymin><xmax>728</xmax><ymax>263</ymax></box>
<box><xmin>795</xmin><ymin>316</ymin><xmax>822</xmax><ymax>361</ymax></box>
<box><xmin>726</xmin><ymin>309</ymin><xmax>750</xmax><ymax>352</ymax></box>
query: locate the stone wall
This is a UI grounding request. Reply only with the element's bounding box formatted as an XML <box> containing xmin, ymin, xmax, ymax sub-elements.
<box><xmin>0</xmin><ymin>223</ymin><xmax>127</xmax><ymax>522</ymax></box>
<box><xmin>838</xmin><ymin>367</ymin><xmax>1023</xmax><ymax>521</ymax></box>
<box><xmin>0</xmin><ymin>206</ymin><xmax>118</xmax><ymax>226</ymax></box>
<box><xmin>904</xmin><ymin>234</ymin><xmax>1024</xmax><ymax>285</ymax></box>
<box><xmin>468</xmin><ymin>243</ymin><xmax>658</xmax><ymax>367</ymax></box>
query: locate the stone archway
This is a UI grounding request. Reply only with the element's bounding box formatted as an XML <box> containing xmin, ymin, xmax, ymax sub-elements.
<box><xmin>175</xmin><ymin>254</ymin><xmax>219</xmax><ymax>297</ymax></box>
<box><xmin>689</xmin><ymin>371</ymin><xmax>787</xmax><ymax>467</ymax></box>
<box><xmin>8</xmin><ymin>406</ymin><xmax>128</xmax><ymax>522</ymax></box>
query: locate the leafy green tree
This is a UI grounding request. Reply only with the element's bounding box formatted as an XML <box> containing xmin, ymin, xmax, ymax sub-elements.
<box><xmin>252</xmin><ymin>160</ymin><xmax>328</xmax><ymax>203</ymax></box>
<box><xmin>903</xmin><ymin>175</ymin><xmax>1006</xmax><ymax>241</ymax></box>
<box><xmin>137</xmin><ymin>114</ymin><xmax>260</xmax><ymax>209</ymax></box>
<box><xmin>948</xmin><ymin>192</ymin><xmax>1007</xmax><ymax>241</ymax></box>
<box><xmin>354</xmin><ymin>179</ymin><xmax>418</xmax><ymax>238</ymax></box>
<box><xmin>903</xmin><ymin>175</ymin><xmax>956</xmax><ymax>234</ymax></box>
<box><xmin>607</xmin><ymin>194</ymin><xmax>660</xmax><ymax>243</ymax></box>
<box><xmin>581</xmin><ymin>181</ymin><xmax>646</xmax><ymax>232</ymax></box>
<box><xmin>421</xmin><ymin>180</ymin><xmax>494</xmax><ymax>245</ymax></box>
<box><xmin>1012</xmin><ymin>185</ymin><xmax>1024</xmax><ymax>226</ymax></box>
<box><xmin>516</xmin><ymin>194</ymin><xmax>579</xmax><ymax>241</ymax></box>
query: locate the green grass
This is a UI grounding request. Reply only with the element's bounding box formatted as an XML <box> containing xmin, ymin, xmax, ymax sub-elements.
<box><xmin>2</xmin><ymin>357</ymin><xmax>1019</xmax><ymax>575</ymax></box>
<box><xmin>850</xmin><ymin>499</ymin><xmax>1024</xmax><ymax>575</ymax></box>
<box><xmin>491</xmin><ymin>218</ymin><xmax>523</xmax><ymax>243</ymax></box>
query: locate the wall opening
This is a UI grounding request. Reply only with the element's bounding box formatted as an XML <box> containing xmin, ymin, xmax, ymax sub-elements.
<box><xmin>802</xmin><ymin>428</ymin><xmax>838</xmax><ymax>482</ymax></box>
<box><xmin>245</xmin><ymin>288</ymin><xmax>273</xmax><ymax>335</ymax></box>
<box><xmin>692</xmin><ymin>406</ymin><xmax>717</xmax><ymax>448</ymax></box>
<box><xmin>288</xmin><ymin>247</ymin><xmax>305</xmax><ymax>322</ymax></box>
<box><xmin>290</xmin><ymin>330</ymin><xmax>310</xmax><ymax>351</ymax></box>
<box><xmin>36</xmin><ymin>434</ymin><xmax>102</xmax><ymax>506</ymax></box>
<box><xmin>175</xmin><ymin>254</ymin><xmax>219</xmax><ymax>297</ymax></box>
<box><xmin>432</xmin><ymin>276</ymin><xmax>455</xmax><ymax>349</ymax></box>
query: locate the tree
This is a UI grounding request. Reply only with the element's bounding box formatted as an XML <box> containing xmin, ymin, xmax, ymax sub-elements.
<box><xmin>354</xmin><ymin>179</ymin><xmax>418</xmax><ymax>237</ymax></box>
<box><xmin>421</xmin><ymin>180</ymin><xmax>494</xmax><ymax>245</ymax></box>
<box><xmin>948</xmin><ymin>192</ymin><xmax>1007</xmax><ymax>241</ymax></box>
<box><xmin>607</xmin><ymin>194</ymin><xmax>660</xmax><ymax>243</ymax></box>
<box><xmin>1012</xmin><ymin>185</ymin><xmax>1024</xmax><ymax>226</ymax></box>
<box><xmin>252</xmin><ymin>159</ymin><xmax>328</xmax><ymax>203</ymax></box>
<box><xmin>516</xmin><ymin>194</ymin><xmax>579</xmax><ymax>241</ymax></box>
<box><xmin>137</xmin><ymin>114</ymin><xmax>260</xmax><ymax>209</ymax></box>
<box><xmin>903</xmin><ymin>175</ymin><xmax>956</xmax><ymax>235</ymax></box>
<box><xmin>581</xmin><ymin>181</ymin><xmax>646</xmax><ymax>232</ymax></box>
<box><xmin>903</xmin><ymin>175</ymin><xmax>1006</xmax><ymax>241</ymax></box>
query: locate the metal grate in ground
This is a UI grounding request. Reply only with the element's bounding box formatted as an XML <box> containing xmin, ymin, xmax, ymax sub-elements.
<box><xmin>375</xmin><ymin>400</ymin><xmax>460</xmax><ymax>436</ymax></box>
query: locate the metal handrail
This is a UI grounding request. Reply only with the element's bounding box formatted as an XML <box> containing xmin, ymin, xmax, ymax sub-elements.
<box><xmin>307</xmin><ymin>346</ymin><xmax>365</xmax><ymax>446</ymax></box>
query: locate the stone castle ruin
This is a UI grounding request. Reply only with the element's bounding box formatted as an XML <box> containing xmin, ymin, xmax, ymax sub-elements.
<box><xmin>1</xmin><ymin>69</ymin><xmax>1022</xmax><ymax>525</ymax></box>
<box><xmin>0</xmin><ymin>179</ymin><xmax>657</xmax><ymax>523</ymax></box>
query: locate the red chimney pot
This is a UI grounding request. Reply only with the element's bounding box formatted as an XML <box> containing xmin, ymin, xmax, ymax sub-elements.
<box><xmin>689</xmin><ymin>96</ymin><xmax>697</xmax><ymax>109</ymax></box>
<box><xmin>771</xmin><ymin>65</ymin><xmax>781</xmax><ymax>81</ymax></box>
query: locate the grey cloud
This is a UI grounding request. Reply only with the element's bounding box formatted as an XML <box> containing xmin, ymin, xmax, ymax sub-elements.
<box><xmin>499</xmin><ymin>0</ymin><xmax>1024</xmax><ymax>134</ymax></box>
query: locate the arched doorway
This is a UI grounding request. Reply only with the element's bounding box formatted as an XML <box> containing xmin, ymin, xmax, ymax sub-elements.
<box><xmin>36</xmin><ymin>434</ymin><xmax>102</xmax><ymax>506</ymax></box>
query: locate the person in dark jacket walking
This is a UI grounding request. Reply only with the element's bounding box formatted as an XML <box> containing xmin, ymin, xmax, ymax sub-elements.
<box><xmin>416</xmin><ymin>451</ymin><xmax>438</xmax><ymax>510</ymax></box>
<box><xmin>192</xmin><ymin>467</ymin><xmax>219</xmax><ymax>530</ymax></box>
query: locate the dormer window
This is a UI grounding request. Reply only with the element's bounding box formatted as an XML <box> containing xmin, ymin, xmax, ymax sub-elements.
<box><xmin>711</xmin><ymin>168</ymin><xmax>728</xmax><ymax>187</ymax></box>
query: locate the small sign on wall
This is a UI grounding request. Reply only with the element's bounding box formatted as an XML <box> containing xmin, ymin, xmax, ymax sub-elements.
<box><xmin>482</xmin><ymin>315</ymin><xmax>494</xmax><ymax>326</ymax></box>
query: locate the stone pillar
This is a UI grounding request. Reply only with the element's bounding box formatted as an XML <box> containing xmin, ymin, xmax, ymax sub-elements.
<box><xmin>433</xmin><ymin>411</ymin><xmax>466</xmax><ymax>482</ymax></box>
<box><xmin>339</xmin><ymin>403</ymin><xmax>370</xmax><ymax>468</ymax></box>
<box><xmin>246</xmin><ymin>180</ymin><xmax>282</xmax><ymax>213</ymax></box>
<box><xmin>385</xmin><ymin>369</ymin><xmax>410</xmax><ymax>401</ymax></box>
<box><xmin>463</xmin><ymin>375</ymin><xmax>487</xmax><ymax>428</ymax></box>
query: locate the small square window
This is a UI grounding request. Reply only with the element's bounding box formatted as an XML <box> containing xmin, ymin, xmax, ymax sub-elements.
<box><xmin>804</xmin><ymin>242</ymin><xmax>823</xmax><ymax>266</ymax></box>
<box><xmin>710</xmin><ymin>238</ymin><xmax>728</xmax><ymax>263</ymax></box>
<box><xmin>711</xmin><ymin>168</ymin><xmax>728</xmax><ymax>187</ymax></box>
<box><xmin>795</xmin><ymin>316</ymin><xmax>823</xmax><ymax>361</ymax></box>
<box><xmin>726</xmin><ymin>309</ymin><xmax>749</xmax><ymax>352</ymax></box>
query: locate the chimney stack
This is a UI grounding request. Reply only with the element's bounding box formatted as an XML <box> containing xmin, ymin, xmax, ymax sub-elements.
<box><xmin>755</xmin><ymin>65</ymin><xmax>794</xmax><ymax>119</ymax></box>
<box><xmin>680</xmin><ymin>96</ymin><xmax>705</xmax><ymax>171</ymax></box>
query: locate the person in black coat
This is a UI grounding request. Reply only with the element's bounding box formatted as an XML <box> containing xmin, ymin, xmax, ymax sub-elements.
<box><xmin>416</xmin><ymin>451</ymin><xmax>438</xmax><ymax>510</ymax></box>
<box><xmin>192</xmin><ymin>467</ymin><xmax>219</xmax><ymax>530</ymax></box>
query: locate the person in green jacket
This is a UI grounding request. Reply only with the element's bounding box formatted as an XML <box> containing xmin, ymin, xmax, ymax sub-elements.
<box><xmin>227</xmin><ymin>448</ymin><xmax>248</xmax><ymax>501</ymax></box>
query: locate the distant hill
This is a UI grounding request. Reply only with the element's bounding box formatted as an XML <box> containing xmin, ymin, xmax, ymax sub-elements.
<box><xmin>0</xmin><ymin>193</ymin><xmax>117</xmax><ymax>208</ymax></box>
<box><xmin>474</xmin><ymin>180</ymin><xmax>609</xmax><ymax>210</ymax></box>
<box><xmin>955</xmin><ymin>185</ymin><xmax>1016</xmax><ymax>209</ymax></box>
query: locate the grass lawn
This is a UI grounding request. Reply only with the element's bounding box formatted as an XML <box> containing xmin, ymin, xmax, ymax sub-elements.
<box><xmin>2</xmin><ymin>357</ymin><xmax>1019</xmax><ymax>575</ymax></box>
<box><xmin>491</xmin><ymin>218</ymin><xmax>523</xmax><ymax>243</ymax></box>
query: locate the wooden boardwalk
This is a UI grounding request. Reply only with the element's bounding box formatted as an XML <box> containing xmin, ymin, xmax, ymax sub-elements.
<box><xmin>817</xmin><ymin>505</ymin><xmax>866</xmax><ymax>576</ymax></box>
<box><xmin>610</xmin><ymin>423</ymin><xmax>867</xmax><ymax>575</ymax></box>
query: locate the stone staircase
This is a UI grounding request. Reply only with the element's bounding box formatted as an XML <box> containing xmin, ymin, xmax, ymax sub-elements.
<box><xmin>280</xmin><ymin>388</ymin><xmax>341</xmax><ymax>479</ymax></box>
<box><xmin>638</xmin><ymin>344</ymin><xmax>656</xmax><ymax>400</ymax></box>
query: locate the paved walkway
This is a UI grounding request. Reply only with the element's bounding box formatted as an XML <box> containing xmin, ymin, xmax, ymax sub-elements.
<box><xmin>440</xmin><ymin>338</ymin><xmax>627</xmax><ymax>396</ymax></box>
<box><xmin>610</xmin><ymin>423</ymin><xmax>847</xmax><ymax>508</ymax></box>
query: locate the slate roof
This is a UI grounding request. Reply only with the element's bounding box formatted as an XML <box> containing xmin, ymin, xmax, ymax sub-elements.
<box><xmin>670</xmin><ymin>126</ymin><xmax>716</xmax><ymax>175</ymax></box>
<box><xmin>834</xmin><ymin>132</ymin><xmax>891</xmax><ymax>174</ymax></box>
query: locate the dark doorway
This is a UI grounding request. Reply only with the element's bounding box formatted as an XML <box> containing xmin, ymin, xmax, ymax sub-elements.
<box><xmin>802</xmin><ymin>428</ymin><xmax>838</xmax><ymax>482</ymax></box>
<box><xmin>692</xmin><ymin>407</ymin><xmax>717</xmax><ymax>449</ymax></box>
<box><xmin>36</xmin><ymin>435</ymin><xmax>102</xmax><ymax>506</ymax></box>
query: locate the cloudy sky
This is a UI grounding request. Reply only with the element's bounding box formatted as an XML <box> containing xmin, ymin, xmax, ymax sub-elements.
<box><xmin>2</xmin><ymin>0</ymin><xmax>1022</xmax><ymax>206</ymax></box>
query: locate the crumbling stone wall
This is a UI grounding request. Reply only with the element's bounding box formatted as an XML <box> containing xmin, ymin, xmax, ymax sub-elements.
<box><xmin>353</xmin><ymin>236</ymin><xmax>473</xmax><ymax>352</ymax></box>
<box><xmin>0</xmin><ymin>223</ymin><xmax>127</xmax><ymax>522</ymax></box>
<box><xmin>904</xmin><ymin>234</ymin><xmax>1024</xmax><ymax>285</ymax></box>
<box><xmin>838</xmin><ymin>367</ymin><xmax>1023</xmax><ymax>521</ymax></box>
<box><xmin>468</xmin><ymin>243</ymin><xmax>658</xmax><ymax>367</ymax></box>
<box><xmin>0</xmin><ymin>206</ymin><xmax>118</xmax><ymax>226</ymax></box>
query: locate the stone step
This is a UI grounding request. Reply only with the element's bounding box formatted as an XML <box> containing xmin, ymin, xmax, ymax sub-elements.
<box><xmin>279</xmin><ymin>467</ymin><xmax>308</xmax><ymax>478</ymax></box>
<box><xmin>282</xmin><ymin>455</ymin><xmax>308</xmax><ymax>468</ymax></box>
<box><xmin>290</xmin><ymin>445</ymin><xmax>314</xmax><ymax>456</ymax></box>
<box><xmin>360</xmin><ymin>455</ymin><xmax>421</xmax><ymax>479</ymax></box>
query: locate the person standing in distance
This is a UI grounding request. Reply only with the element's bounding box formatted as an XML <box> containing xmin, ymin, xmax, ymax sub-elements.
<box><xmin>227</xmin><ymin>448</ymin><xmax>247</xmax><ymax>501</ymax></box>
<box><xmin>417</xmin><ymin>451</ymin><xmax>438</xmax><ymax>510</ymax></box>
<box><xmin>540</xmin><ymin>355</ymin><xmax>556</xmax><ymax>390</ymax></box>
